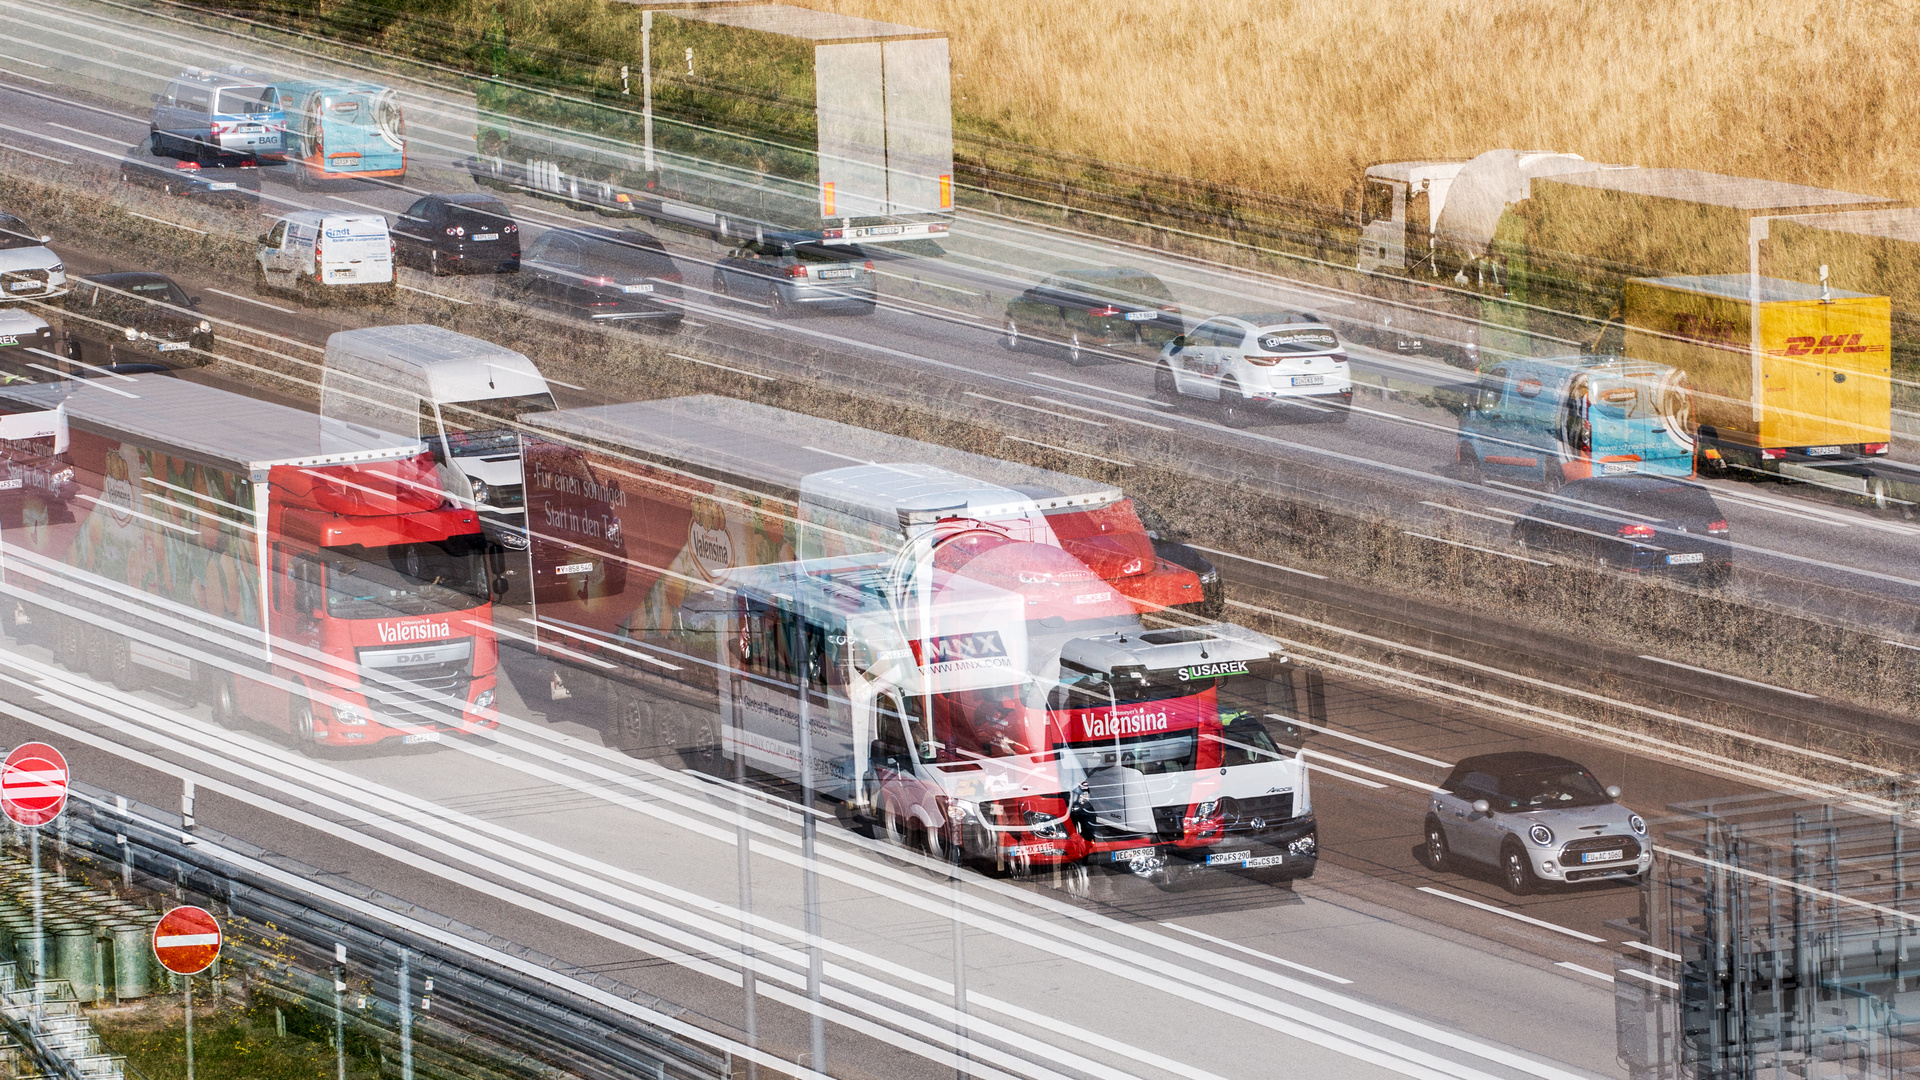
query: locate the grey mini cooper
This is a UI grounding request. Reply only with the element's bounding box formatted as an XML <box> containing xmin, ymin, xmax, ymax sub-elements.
<box><xmin>1421</xmin><ymin>752</ymin><xmax>1651</xmax><ymax>894</ymax></box>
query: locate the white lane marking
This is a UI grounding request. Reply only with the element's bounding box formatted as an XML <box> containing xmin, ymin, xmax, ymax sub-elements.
<box><xmin>1024</xmin><ymin>370</ymin><xmax>1170</xmax><ymax>408</ymax></box>
<box><xmin>25</xmin><ymin>364</ymin><xmax>137</xmax><ymax>397</ymax></box>
<box><xmin>0</xmin><ymin>142</ymin><xmax>68</xmax><ymax>163</ymax></box>
<box><xmin>1635</xmin><ymin>655</ymin><xmax>1816</xmax><ymax>700</ymax></box>
<box><xmin>205</xmin><ymin>288</ymin><xmax>295</xmax><ymax>314</ymax></box>
<box><xmin>0</xmin><ymin>52</ymin><xmax>46</xmax><ymax>67</ymax></box>
<box><xmin>1188</xmin><ymin>544</ymin><xmax>1327</xmax><ymax>580</ymax></box>
<box><xmin>325</xmin><ymin>195</ymin><xmax>393</xmax><ymax>215</ymax></box>
<box><xmin>397</xmin><ymin>282</ymin><xmax>471</xmax><ymax>306</ymax></box>
<box><xmin>666</xmin><ymin>352</ymin><xmax>776</xmax><ymax>382</ymax></box>
<box><xmin>1403</xmin><ymin>531</ymin><xmax>1550</xmax><ymax>566</ymax></box>
<box><xmin>1158</xmin><ymin>923</ymin><xmax>1352</xmax><ymax>985</ymax></box>
<box><xmin>1002</xmin><ymin>435</ymin><xmax>1132</xmax><ymax>468</ymax></box>
<box><xmin>1620</xmin><ymin>941</ymin><xmax>1680</xmax><ymax>962</ymax></box>
<box><xmin>1415</xmin><ymin>888</ymin><xmax>1607</xmax><ymax>944</ymax></box>
<box><xmin>123</xmin><ymin>210</ymin><xmax>207</xmax><ymax>235</ymax></box>
<box><xmin>0</xmin><ymin>68</ymin><xmax>49</xmax><ymax>83</ymax></box>
<box><xmin>871</xmin><ymin>267</ymin><xmax>981</xmax><ymax>297</ymax></box>
<box><xmin>1556</xmin><ymin>962</ymin><xmax>1614</xmax><ymax>984</ymax></box>
<box><xmin>1301</xmin><ymin>749</ymin><xmax>1430</xmax><ymax>790</ymax></box>
<box><xmin>964</xmin><ymin>391</ymin><xmax>1107</xmax><ymax>426</ymax></box>
<box><xmin>1619</xmin><ymin>968</ymin><xmax>1677</xmax><ymax>990</ymax></box>
<box><xmin>1294</xmin><ymin>722</ymin><xmax>1453</xmax><ymax>769</ymax></box>
<box><xmin>1030</xmin><ymin>396</ymin><xmax>1175</xmax><ymax>432</ymax></box>
<box><xmin>1419</xmin><ymin>501</ymin><xmax>1516</xmax><ymax>525</ymax></box>
<box><xmin>1303</xmin><ymin>763</ymin><xmax>1385</xmax><ymax>789</ymax></box>
<box><xmin>1885</xmin><ymin>640</ymin><xmax>1920</xmax><ymax>653</ymax></box>
<box><xmin>44</xmin><ymin>120</ymin><xmax>115</xmax><ymax>141</ymax></box>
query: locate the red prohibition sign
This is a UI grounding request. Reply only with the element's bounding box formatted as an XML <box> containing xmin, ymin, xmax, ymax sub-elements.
<box><xmin>1</xmin><ymin>742</ymin><xmax>67</xmax><ymax>827</ymax></box>
<box><xmin>153</xmin><ymin>906</ymin><xmax>222</xmax><ymax>975</ymax></box>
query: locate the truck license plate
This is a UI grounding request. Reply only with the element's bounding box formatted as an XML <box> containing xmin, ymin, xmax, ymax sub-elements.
<box><xmin>158</xmin><ymin>341</ymin><xmax>190</xmax><ymax>352</ymax></box>
<box><xmin>1582</xmin><ymin>849</ymin><xmax>1625</xmax><ymax>864</ymax></box>
<box><xmin>1667</xmin><ymin>552</ymin><xmax>1705</xmax><ymax>565</ymax></box>
<box><xmin>1111</xmin><ymin>848</ymin><xmax>1158</xmax><ymax>863</ymax></box>
<box><xmin>403</xmin><ymin>732</ymin><xmax>441</xmax><ymax>745</ymax></box>
<box><xmin>1807</xmin><ymin>445</ymin><xmax>1842</xmax><ymax>456</ymax></box>
<box><xmin>1207</xmin><ymin>850</ymin><xmax>1252</xmax><ymax>866</ymax></box>
<box><xmin>819</xmin><ymin>269</ymin><xmax>856</xmax><ymax>280</ymax></box>
<box><xmin>1291</xmin><ymin>375</ymin><xmax>1325</xmax><ymax>386</ymax></box>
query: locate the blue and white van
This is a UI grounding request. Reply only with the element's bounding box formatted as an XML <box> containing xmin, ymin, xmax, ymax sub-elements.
<box><xmin>1457</xmin><ymin>355</ymin><xmax>1695</xmax><ymax>485</ymax></box>
<box><xmin>148</xmin><ymin>68</ymin><xmax>284</xmax><ymax>163</ymax></box>
<box><xmin>270</xmin><ymin>80</ymin><xmax>406</xmax><ymax>185</ymax></box>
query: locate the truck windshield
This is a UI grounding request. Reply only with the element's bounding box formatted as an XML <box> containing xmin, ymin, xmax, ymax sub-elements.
<box><xmin>1058</xmin><ymin>730</ymin><xmax>1199</xmax><ymax>775</ymax></box>
<box><xmin>443</xmin><ymin>393</ymin><xmax>558</xmax><ymax>426</ymax></box>
<box><xmin>321</xmin><ymin>535</ymin><xmax>488</xmax><ymax>618</ymax></box>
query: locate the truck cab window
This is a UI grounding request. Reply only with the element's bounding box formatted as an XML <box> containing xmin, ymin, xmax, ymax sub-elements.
<box><xmin>1361</xmin><ymin>180</ymin><xmax>1396</xmax><ymax>226</ymax></box>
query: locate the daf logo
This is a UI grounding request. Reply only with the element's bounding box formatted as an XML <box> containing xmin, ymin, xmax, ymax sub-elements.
<box><xmin>392</xmin><ymin>651</ymin><xmax>437</xmax><ymax>665</ymax></box>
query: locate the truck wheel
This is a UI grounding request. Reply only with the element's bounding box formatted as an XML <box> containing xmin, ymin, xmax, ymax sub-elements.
<box><xmin>104</xmin><ymin>634</ymin><xmax>139</xmax><ymax>693</ymax></box>
<box><xmin>289</xmin><ymin>697</ymin><xmax>324</xmax><ymax>757</ymax></box>
<box><xmin>711</xmin><ymin>269</ymin><xmax>729</xmax><ymax>301</ymax></box>
<box><xmin>1500</xmin><ymin>840</ymin><xmax>1538</xmax><ymax>895</ymax></box>
<box><xmin>1217</xmin><ymin>378</ymin><xmax>1256</xmax><ymax>429</ymax></box>
<box><xmin>204</xmin><ymin>668</ymin><xmax>240</xmax><ymax>727</ymax></box>
<box><xmin>52</xmin><ymin>615</ymin><xmax>86</xmax><ymax>673</ymax></box>
<box><xmin>1422</xmin><ymin>817</ymin><xmax>1452</xmax><ymax>870</ymax></box>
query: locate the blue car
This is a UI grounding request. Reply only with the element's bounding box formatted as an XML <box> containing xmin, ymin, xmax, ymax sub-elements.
<box><xmin>1457</xmin><ymin>355</ymin><xmax>1695</xmax><ymax>486</ymax></box>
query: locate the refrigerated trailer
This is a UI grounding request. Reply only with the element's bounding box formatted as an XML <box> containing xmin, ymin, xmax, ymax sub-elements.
<box><xmin>470</xmin><ymin>3</ymin><xmax>953</xmax><ymax>244</ymax></box>
<box><xmin>0</xmin><ymin>376</ymin><xmax>498</xmax><ymax>749</ymax></box>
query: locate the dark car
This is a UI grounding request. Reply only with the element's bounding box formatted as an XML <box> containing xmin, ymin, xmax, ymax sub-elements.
<box><xmin>1422</xmin><ymin>751</ymin><xmax>1649</xmax><ymax>894</ymax></box>
<box><xmin>119</xmin><ymin>144</ymin><xmax>260</xmax><ymax>206</ymax></box>
<box><xmin>1131</xmin><ymin>500</ymin><xmax>1224</xmax><ymax>618</ymax></box>
<box><xmin>63</xmin><ymin>273</ymin><xmax>212</xmax><ymax>369</ymax></box>
<box><xmin>711</xmin><ymin>233</ymin><xmax>876</xmax><ymax>316</ymax></box>
<box><xmin>1003</xmin><ymin>267</ymin><xmax>1182</xmax><ymax>365</ymax></box>
<box><xmin>517</xmin><ymin>227</ymin><xmax>683</xmax><ymax>327</ymax></box>
<box><xmin>393</xmin><ymin>194</ymin><xmax>521</xmax><ymax>275</ymax></box>
<box><xmin>1512</xmin><ymin>475</ymin><xmax>1732</xmax><ymax>584</ymax></box>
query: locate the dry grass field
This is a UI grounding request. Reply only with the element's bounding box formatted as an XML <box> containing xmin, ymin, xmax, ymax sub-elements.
<box><xmin>782</xmin><ymin>0</ymin><xmax>1920</xmax><ymax>208</ymax></box>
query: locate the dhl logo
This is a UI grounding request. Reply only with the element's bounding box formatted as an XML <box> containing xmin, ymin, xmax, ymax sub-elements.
<box><xmin>1777</xmin><ymin>334</ymin><xmax>1884</xmax><ymax>357</ymax></box>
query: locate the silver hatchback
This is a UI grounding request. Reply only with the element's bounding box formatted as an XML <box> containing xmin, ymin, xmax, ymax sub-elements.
<box><xmin>1421</xmin><ymin>751</ymin><xmax>1651</xmax><ymax>893</ymax></box>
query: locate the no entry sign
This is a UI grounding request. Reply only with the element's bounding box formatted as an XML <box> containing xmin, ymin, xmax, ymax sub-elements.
<box><xmin>153</xmin><ymin>906</ymin><xmax>222</xmax><ymax>975</ymax></box>
<box><xmin>1</xmin><ymin>743</ymin><xmax>67</xmax><ymax>827</ymax></box>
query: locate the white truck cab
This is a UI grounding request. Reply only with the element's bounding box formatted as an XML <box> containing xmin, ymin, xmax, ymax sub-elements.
<box><xmin>321</xmin><ymin>324</ymin><xmax>556</xmax><ymax>550</ymax></box>
<box><xmin>256</xmin><ymin>210</ymin><xmax>395</xmax><ymax>300</ymax></box>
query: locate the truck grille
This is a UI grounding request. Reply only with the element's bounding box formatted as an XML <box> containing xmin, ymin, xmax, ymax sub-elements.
<box><xmin>358</xmin><ymin>640</ymin><xmax>474</xmax><ymax>723</ymax></box>
<box><xmin>1219</xmin><ymin>793</ymin><xmax>1295</xmax><ymax>834</ymax></box>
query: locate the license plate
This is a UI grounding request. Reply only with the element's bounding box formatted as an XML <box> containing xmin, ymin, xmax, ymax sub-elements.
<box><xmin>7</xmin><ymin>281</ymin><xmax>38</xmax><ymax>292</ymax></box>
<box><xmin>158</xmin><ymin>341</ymin><xmax>190</xmax><ymax>352</ymax></box>
<box><xmin>402</xmin><ymin>732</ymin><xmax>442</xmax><ymax>745</ymax></box>
<box><xmin>554</xmin><ymin>562</ymin><xmax>593</xmax><ymax>575</ymax></box>
<box><xmin>1207</xmin><ymin>850</ymin><xmax>1252</xmax><ymax>866</ymax></box>
<box><xmin>622</xmin><ymin>283</ymin><xmax>654</xmax><ymax>294</ymax></box>
<box><xmin>238</xmin><ymin>124</ymin><xmax>261</xmax><ymax>133</ymax></box>
<box><xmin>818</xmin><ymin>268</ymin><xmax>856</xmax><ymax>280</ymax></box>
<box><xmin>472</xmin><ymin>233</ymin><xmax>498</xmax><ymax>241</ymax></box>
<box><xmin>1111</xmin><ymin>848</ymin><xmax>1158</xmax><ymax>863</ymax></box>
<box><xmin>329</xmin><ymin>269</ymin><xmax>354</xmax><ymax>279</ymax></box>
<box><xmin>1667</xmin><ymin>552</ymin><xmax>1705</xmax><ymax>565</ymax></box>
<box><xmin>1005</xmin><ymin>843</ymin><xmax>1061</xmax><ymax>857</ymax></box>
<box><xmin>1291</xmin><ymin>375</ymin><xmax>1325</xmax><ymax>386</ymax></box>
<box><xmin>1124</xmin><ymin>310</ymin><xmax>1157</xmax><ymax>321</ymax></box>
<box><xmin>1244</xmin><ymin>854</ymin><xmax>1286</xmax><ymax>869</ymax></box>
<box><xmin>0</xmin><ymin>478</ymin><xmax>21</xmax><ymax>491</ymax></box>
<box><xmin>1807</xmin><ymin>445</ymin><xmax>1842</xmax><ymax>456</ymax></box>
<box><xmin>868</xmin><ymin>226</ymin><xmax>902</xmax><ymax>236</ymax></box>
<box><xmin>1602</xmin><ymin>461</ymin><xmax>1639</xmax><ymax>475</ymax></box>
<box><xmin>207</xmin><ymin>182</ymin><xmax>237</xmax><ymax>191</ymax></box>
<box><xmin>1581</xmin><ymin>849</ymin><xmax>1625</xmax><ymax>864</ymax></box>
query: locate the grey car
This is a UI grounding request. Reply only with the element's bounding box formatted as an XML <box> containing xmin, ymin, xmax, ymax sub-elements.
<box><xmin>1421</xmin><ymin>751</ymin><xmax>1650</xmax><ymax>894</ymax></box>
<box><xmin>710</xmin><ymin>233</ymin><xmax>877</xmax><ymax>316</ymax></box>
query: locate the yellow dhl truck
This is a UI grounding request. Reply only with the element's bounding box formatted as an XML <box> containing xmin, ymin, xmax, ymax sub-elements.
<box><xmin>1622</xmin><ymin>274</ymin><xmax>1892</xmax><ymax>474</ymax></box>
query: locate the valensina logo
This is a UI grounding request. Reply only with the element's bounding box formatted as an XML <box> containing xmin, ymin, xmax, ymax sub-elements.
<box><xmin>377</xmin><ymin>620</ymin><xmax>451</xmax><ymax>644</ymax></box>
<box><xmin>1078</xmin><ymin>708</ymin><xmax>1171</xmax><ymax>739</ymax></box>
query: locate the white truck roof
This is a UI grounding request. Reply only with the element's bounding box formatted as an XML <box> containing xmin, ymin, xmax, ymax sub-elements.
<box><xmin>0</xmin><ymin>376</ymin><xmax>425</xmax><ymax>479</ymax></box>
<box><xmin>324</xmin><ymin>324</ymin><xmax>550</xmax><ymax>404</ymax></box>
<box><xmin>800</xmin><ymin>462</ymin><xmax>1044</xmax><ymax>534</ymax></box>
<box><xmin>521</xmin><ymin>395</ymin><xmax>1124</xmax><ymax>510</ymax></box>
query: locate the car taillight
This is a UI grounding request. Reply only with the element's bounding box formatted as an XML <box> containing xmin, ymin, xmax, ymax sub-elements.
<box><xmin>175</xmin><ymin>160</ymin><xmax>200</xmax><ymax>171</ymax></box>
<box><xmin>787</xmin><ymin>264</ymin><xmax>809</xmax><ymax>278</ymax></box>
<box><xmin>389</xmin><ymin>239</ymin><xmax>396</xmax><ymax>256</ymax></box>
<box><xmin>1866</xmin><ymin>443</ymin><xmax>1890</xmax><ymax>455</ymax></box>
<box><xmin>659</xmin><ymin>271</ymin><xmax>683</xmax><ymax>283</ymax></box>
<box><xmin>864</xmin><ymin>260</ymin><xmax>875</xmax><ymax>271</ymax></box>
<box><xmin>445</xmin><ymin>226</ymin><xmax>465</xmax><ymax>237</ymax></box>
<box><xmin>1760</xmin><ymin>447</ymin><xmax>1786</xmax><ymax>460</ymax></box>
<box><xmin>586</xmin><ymin>300</ymin><xmax>620</xmax><ymax>309</ymax></box>
<box><xmin>1244</xmin><ymin>354</ymin><xmax>1281</xmax><ymax>367</ymax></box>
<box><xmin>1160</xmin><ymin>305</ymin><xmax>1180</xmax><ymax>313</ymax></box>
<box><xmin>1617</xmin><ymin>523</ymin><xmax>1657</xmax><ymax>540</ymax></box>
<box><xmin>586</xmin><ymin>275</ymin><xmax>615</xmax><ymax>286</ymax></box>
<box><xmin>503</xmin><ymin>223</ymin><xmax>518</xmax><ymax>234</ymax></box>
<box><xmin>1707</xmin><ymin>519</ymin><xmax>1730</xmax><ymax>536</ymax></box>
<box><xmin>1088</xmin><ymin>305</ymin><xmax>1121</xmax><ymax>317</ymax></box>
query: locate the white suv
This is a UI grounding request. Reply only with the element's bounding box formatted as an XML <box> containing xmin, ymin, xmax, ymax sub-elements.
<box><xmin>1156</xmin><ymin>312</ymin><xmax>1352</xmax><ymax>426</ymax></box>
<box><xmin>0</xmin><ymin>213</ymin><xmax>66</xmax><ymax>303</ymax></box>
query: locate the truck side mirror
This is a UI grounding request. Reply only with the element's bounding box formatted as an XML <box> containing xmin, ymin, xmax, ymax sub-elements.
<box><xmin>1472</xmin><ymin>799</ymin><xmax>1491</xmax><ymax>815</ymax></box>
<box><xmin>491</xmin><ymin>575</ymin><xmax>511</xmax><ymax>599</ymax></box>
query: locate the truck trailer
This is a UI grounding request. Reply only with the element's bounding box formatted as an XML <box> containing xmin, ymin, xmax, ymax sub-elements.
<box><xmin>470</xmin><ymin>3</ymin><xmax>953</xmax><ymax>245</ymax></box>
<box><xmin>0</xmin><ymin>376</ymin><xmax>498</xmax><ymax>749</ymax></box>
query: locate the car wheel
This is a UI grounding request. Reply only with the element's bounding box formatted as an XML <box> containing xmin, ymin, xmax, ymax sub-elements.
<box><xmin>766</xmin><ymin>283</ymin><xmax>791</xmax><ymax>318</ymax></box>
<box><xmin>1064</xmin><ymin>331</ymin><xmax>1089</xmax><ymax>366</ymax></box>
<box><xmin>1501</xmin><ymin>841</ymin><xmax>1537</xmax><ymax>895</ymax></box>
<box><xmin>1457</xmin><ymin>442</ymin><xmax>1483</xmax><ymax>485</ymax></box>
<box><xmin>1003</xmin><ymin>318</ymin><xmax>1023</xmax><ymax>352</ymax></box>
<box><xmin>1421</xmin><ymin>817</ymin><xmax>1452</xmax><ymax>871</ymax></box>
<box><xmin>1153</xmin><ymin>360</ymin><xmax>1180</xmax><ymax>406</ymax></box>
<box><xmin>1218</xmin><ymin>377</ymin><xmax>1256</xmax><ymax>429</ymax></box>
<box><xmin>149</xmin><ymin>130</ymin><xmax>166</xmax><ymax>156</ymax></box>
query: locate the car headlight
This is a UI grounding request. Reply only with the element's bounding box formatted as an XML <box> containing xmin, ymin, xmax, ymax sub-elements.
<box><xmin>48</xmin><ymin>264</ymin><xmax>63</xmax><ymax>276</ymax></box>
<box><xmin>123</xmin><ymin>327</ymin><xmax>139</xmax><ymax>342</ymax></box>
<box><xmin>1528</xmin><ymin>823</ymin><xmax>1554</xmax><ymax>846</ymax></box>
<box><xmin>332</xmin><ymin>705</ymin><xmax>367</xmax><ymax>726</ymax></box>
<box><xmin>473</xmin><ymin>689</ymin><xmax>495</xmax><ymax>710</ymax></box>
<box><xmin>1199</xmin><ymin>568</ymin><xmax>1220</xmax><ymax>584</ymax></box>
<box><xmin>197</xmin><ymin>320</ymin><xmax>211</xmax><ymax>333</ymax></box>
<box><xmin>1629</xmin><ymin>814</ymin><xmax>1647</xmax><ymax>836</ymax></box>
<box><xmin>470</xmin><ymin>480</ymin><xmax>490</xmax><ymax>506</ymax></box>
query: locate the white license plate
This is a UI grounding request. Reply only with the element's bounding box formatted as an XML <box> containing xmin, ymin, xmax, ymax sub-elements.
<box><xmin>1005</xmin><ymin>843</ymin><xmax>1061</xmax><ymax>857</ymax></box>
<box><xmin>1291</xmin><ymin>374</ymin><xmax>1325</xmax><ymax>386</ymax></box>
<box><xmin>402</xmin><ymin>732</ymin><xmax>442</xmax><ymax>745</ymax></box>
<box><xmin>1602</xmin><ymin>461</ymin><xmax>1639</xmax><ymax>475</ymax></box>
<box><xmin>329</xmin><ymin>269</ymin><xmax>355</xmax><ymax>280</ymax></box>
<box><xmin>1207</xmin><ymin>850</ymin><xmax>1252</xmax><ymax>866</ymax></box>
<box><xmin>1807</xmin><ymin>445</ymin><xmax>1842</xmax><ymax>456</ymax></box>
<box><xmin>554</xmin><ymin>562</ymin><xmax>593</xmax><ymax>575</ymax></box>
<box><xmin>0</xmin><ymin>478</ymin><xmax>21</xmax><ymax>491</ymax></box>
<box><xmin>622</xmin><ymin>283</ymin><xmax>654</xmax><ymax>294</ymax></box>
<box><xmin>867</xmin><ymin>225</ymin><xmax>902</xmax><ymax>236</ymax></box>
<box><xmin>158</xmin><ymin>341</ymin><xmax>190</xmax><ymax>352</ymax></box>
<box><xmin>1581</xmin><ymin>849</ymin><xmax>1625</xmax><ymax>864</ymax></box>
<box><xmin>818</xmin><ymin>268</ymin><xmax>856</xmax><ymax>280</ymax></box>
<box><xmin>1124</xmin><ymin>310</ymin><xmax>1156</xmax><ymax>321</ymax></box>
<box><xmin>1667</xmin><ymin>552</ymin><xmax>1705</xmax><ymax>565</ymax></box>
<box><xmin>7</xmin><ymin>281</ymin><xmax>38</xmax><ymax>292</ymax></box>
<box><xmin>472</xmin><ymin>233</ymin><xmax>498</xmax><ymax>241</ymax></box>
<box><xmin>207</xmin><ymin>182</ymin><xmax>237</xmax><ymax>191</ymax></box>
<box><xmin>1111</xmin><ymin>848</ymin><xmax>1158</xmax><ymax>863</ymax></box>
<box><xmin>1244</xmin><ymin>854</ymin><xmax>1287</xmax><ymax>869</ymax></box>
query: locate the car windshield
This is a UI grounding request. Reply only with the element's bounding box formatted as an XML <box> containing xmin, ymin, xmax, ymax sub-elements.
<box><xmin>120</xmin><ymin>279</ymin><xmax>192</xmax><ymax>307</ymax></box>
<box><xmin>321</xmin><ymin>536</ymin><xmax>489</xmax><ymax>619</ymax></box>
<box><xmin>1560</xmin><ymin>480</ymin><xmax>1718</xmax><ymax>522</ymax></box>
<box><xmin>794</xmin><ymin>243</ymin><xmax>867</xmax><ymax>264</ymax></box>
<box><xmin>1061</xmin><ymin>271</ymin><xmax>1173</xmax><ymax>303</ymax></box>
<box><xmin>1497</xmin><ymin>766</ymin><xmax>1611</xmax><ymax>809</ymax></box>
<box><xmin>215</xmin><ymin>85</ymin><xmax>276</xmax><ymax>115</ymax></box>
<box><xmin>446</xmin><ymin>202</ymin><xmax>513</xmax><ymax>229</ymax></box>
<box><xmin>584</xmin><ymin>236</ymin><xmax>674</xmax><ymax>277</ymax></box>
<box><xmin>1253</xmin><ymin>327</ymin><xmax>1341</xmax><ymax>354</ymax></box>
<box><xmin>0</xmin><ymin>216</ymin><xmax>39</xmax><ymax>251</ymax></box>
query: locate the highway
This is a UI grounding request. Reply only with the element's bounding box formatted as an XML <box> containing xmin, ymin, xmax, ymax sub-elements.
<box><xmin>0</xmin><ymin>3</ymin><xmax>1912</xmax><ymax>1079</ymax></box>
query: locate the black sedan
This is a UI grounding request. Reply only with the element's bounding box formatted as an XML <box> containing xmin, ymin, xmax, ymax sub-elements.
<box><xmin>1003</xmin><ymin>267</ymin><xmax>1183</xmax><ymax>364</ymax></box>
<box><xmin>63</xmin><ymin>273</ymin><xmax>212</xmax><ymax>369</ymax></box>
<box><xmin>393</xmin><ymin>193</ymin><xmax>521</xmax><ymax>275</ymax></box>
<box><xmin>516</xmin><ymin>227</ymin><xmax>683</xmax><ymax>327</ymax></box>
<box><xmin>1512</xmin><ymin>475</ymin><xmax>1731</xmax><ymax>584</ymax></box>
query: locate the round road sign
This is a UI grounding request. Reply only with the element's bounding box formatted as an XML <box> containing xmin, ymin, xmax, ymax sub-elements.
<box><xmin>1</xmin><ymin>742</ymin><xmax>67</xmax><ymax>827</ymax></box>
<box><xmin>153</xmin><ymin>906</ymin><xmax>222</xmax><ymax>975</ymax></box>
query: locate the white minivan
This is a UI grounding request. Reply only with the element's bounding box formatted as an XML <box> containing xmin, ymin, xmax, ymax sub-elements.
<box><xmin>321</xmin><ymin>324</ymin><xmax>556</xmax><ymax>551</ymax></box>
<box><xmin>254</xmin><ymin>211</ymin><xmax>395</xmax><ymax>301</ymax></box>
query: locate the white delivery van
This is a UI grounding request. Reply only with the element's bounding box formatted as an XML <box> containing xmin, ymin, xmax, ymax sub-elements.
<box><xmin>320</xmin><ymin>324</ymin><xmax>556</xmax><ymax>551</ymax></box>
<box><xmin>255</xmin><ymin>210</ymin><xmax>395</xmax><ymax>301</ymax></box>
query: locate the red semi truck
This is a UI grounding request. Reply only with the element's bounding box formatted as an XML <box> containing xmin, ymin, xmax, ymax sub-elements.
<box><xmin>0</xmin><ymin>376</ymin><xmax>497</xmax><ymax>749</ymax></box>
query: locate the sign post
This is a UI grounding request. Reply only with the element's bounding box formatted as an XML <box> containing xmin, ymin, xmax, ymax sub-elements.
<box><xmin>2</xmin><ymin>742</ymin><xmax>69</xmax><ymax>993</ymax></box>
<box><xmin>154</xmin><ymin>905</ymin><xmax>222</xmax><ymax>1080</ymax></box>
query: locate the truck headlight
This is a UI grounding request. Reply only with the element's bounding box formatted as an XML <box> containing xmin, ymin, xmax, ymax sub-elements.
<box><xmin>123</xmin><ymin>327</ymin><xmax>139</xmax><ymax>342</ymax></box>
<box><xmin>469</xmin><ymin>480</ymin><xmax>490</xmax><ymax>506</ymax></box>
<box><xmin>473</xmin><ymin>689</ymin><xmax>495</xmax><ymax>710</ymax></box>
<box><xmin>1528</xmin><ymin>823</ymin><xmax>1554</xmax><ymax>846</ymax></box>
<box><xmin>1023</xmin><ymin>810</ymin><xmax>1066</xmax><ymax>840</ymax></box>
